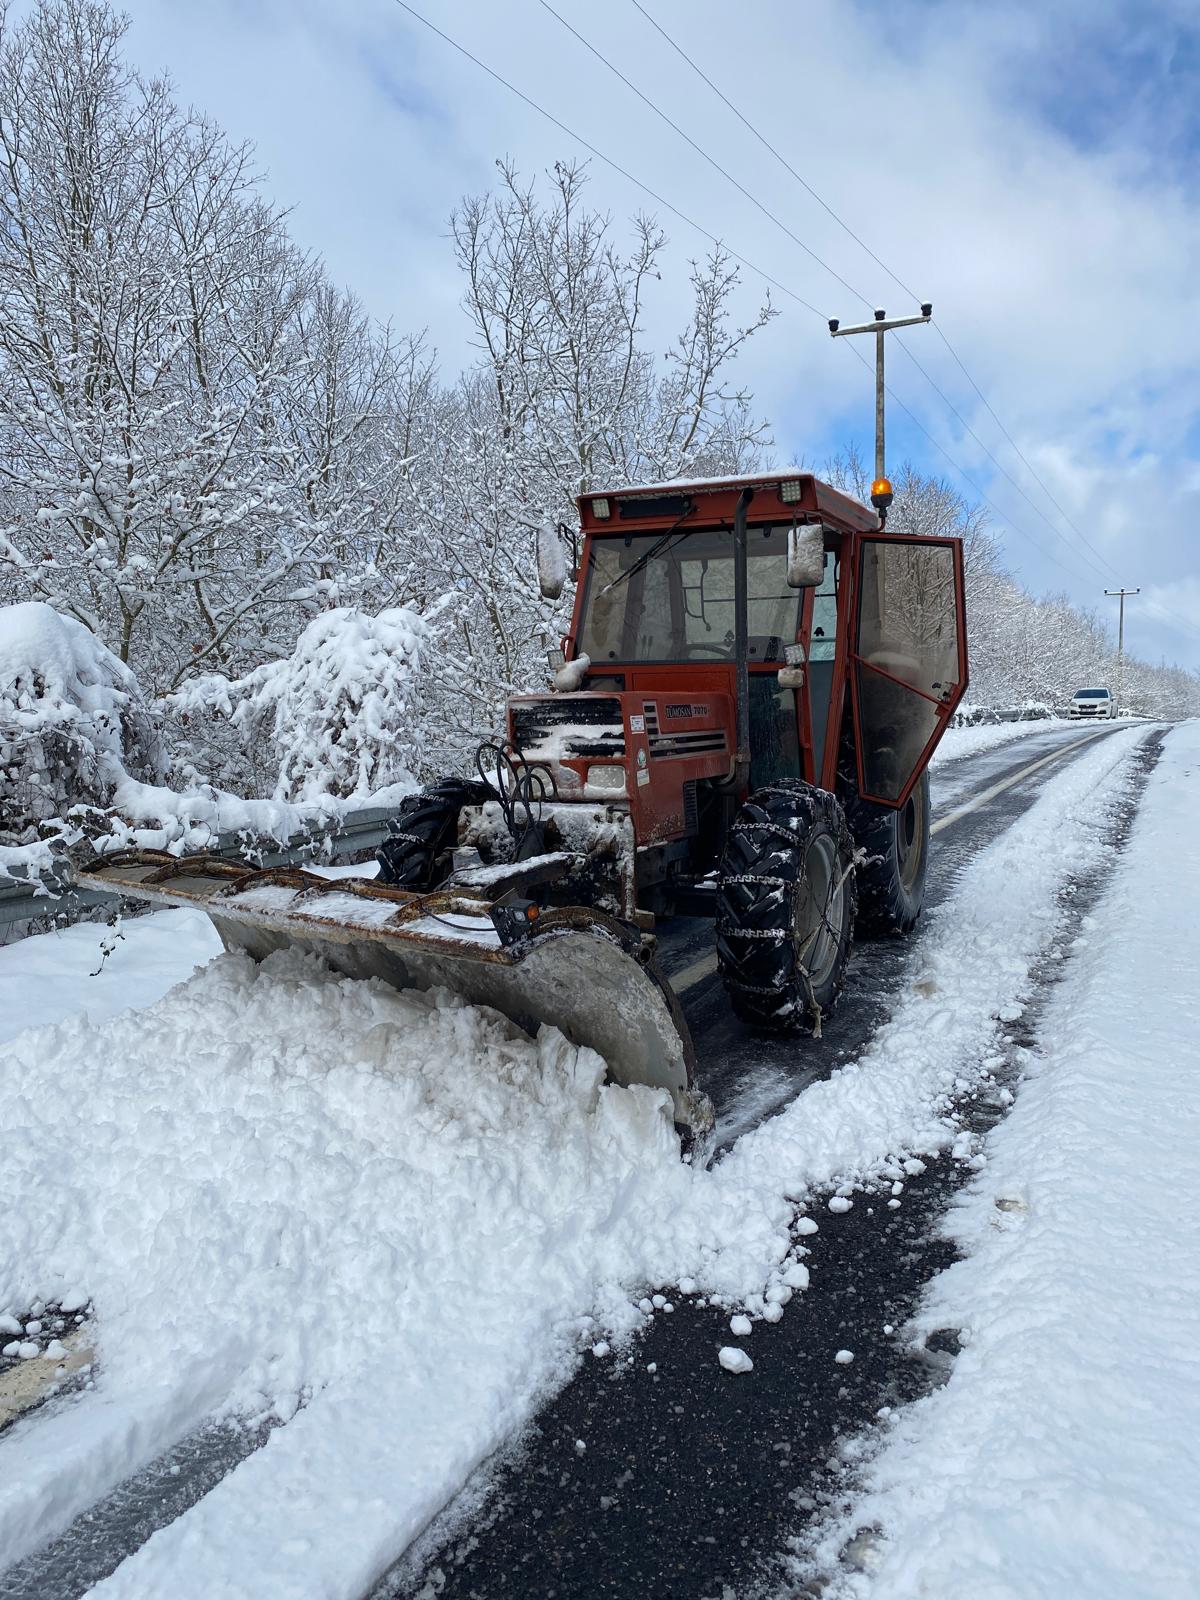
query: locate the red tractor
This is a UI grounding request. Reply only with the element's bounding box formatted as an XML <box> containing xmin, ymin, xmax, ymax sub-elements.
<box><xmin>76</xmin><ymin>472</ymin><xmax>967</xmax><ymax>1142</ymax></box>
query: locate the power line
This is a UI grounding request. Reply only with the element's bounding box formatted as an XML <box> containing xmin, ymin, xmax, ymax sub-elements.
<box><xmin>933</xmin><ymin>325</ymin><xmax>1113</xmax><ymax>561</ymax></box>
<box><xmin>390</xmin><ymin>0</ymin><xmax>1183</xmax><ymax>611</ymax></box>
<box><xmin>534</xmin><ymin>0</ymin><xmax>873</xmax><ymax>309</ymax></box>
<box><xmin>889</xmin><ymin>335</ymin><xmax>1119</xmax><ymax>573</ymax></box>
<box><xmin>619</xmin><ymin>1</ymin><xmax>1158</xmax><ymax>588</ymax></box>
<box><xmin>391</xmin><ymin>0</ymin><xmax>825</xmax><ymax>320</ymax></box>
<box><xmin>536</xmin><ymin>0</ymin><xmax>1123</xmax><ymax>582</ymax></box>
<box><xmin>840</xmin><ymin>342</ymin><xmax>1094</xmax><ymax>585</ymax></box>
<box><xmin>628</xmin><ymin>0</ymin><xmax>921</xmax><ymax>305</ymax></box>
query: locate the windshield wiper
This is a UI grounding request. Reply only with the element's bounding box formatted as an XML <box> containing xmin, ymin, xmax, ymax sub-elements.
<box><xmin>602</xmin><ymin>505</ymin><xmax>697</xmax><ymax>593</ymax></box>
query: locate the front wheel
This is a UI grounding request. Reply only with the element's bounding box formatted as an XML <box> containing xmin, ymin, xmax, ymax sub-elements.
<box><xmin>376</xmin><ymin>777</ymin><xmax>490</xmax><ymax>891</ymax></box>
<box><xmin>715</xmin><ymin>782</ymin><xmax>857</xmax><ymax>1034</ymax></box>
<box><xmin>843</xmin><ymin>770</ymin><xmax>930</xmax><ymax>938</ymax></box>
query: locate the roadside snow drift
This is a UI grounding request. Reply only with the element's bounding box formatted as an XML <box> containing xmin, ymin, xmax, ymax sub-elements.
<box><xmin>0</xmin><ymin>725</ymin><xmax>1153</xmax><ymax>1596</ymax></box>
<box><xmin>0</xmin><ymin>601</ymin><xmax>164</xmax><ymax>880</ymax></box>
<box><xmin>809</xmin><ymin>720</ymin><xmax>1200</xmax><ymax>1600</ymax></box>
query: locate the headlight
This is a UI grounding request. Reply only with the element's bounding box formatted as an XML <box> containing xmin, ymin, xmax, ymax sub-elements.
<box><xmin>587</xmin><ymin>765</ymin><xmax>626</xmax><ymax>793</ymax></box>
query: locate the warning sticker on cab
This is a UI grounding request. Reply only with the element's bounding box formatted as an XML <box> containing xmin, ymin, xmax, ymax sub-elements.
<box><xmin>629</xmin><ymin>714</ymin><xmax>645</xmax><ymax>732</ymax></box>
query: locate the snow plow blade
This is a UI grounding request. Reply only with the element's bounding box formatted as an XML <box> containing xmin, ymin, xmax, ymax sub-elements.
<box><xmin>71</xmin><ymin>852</ymin><xmax>712</xmax><ymax>1138</ymax></box>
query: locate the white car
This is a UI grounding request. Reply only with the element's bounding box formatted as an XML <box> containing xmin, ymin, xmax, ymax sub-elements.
<box><xmin>1069</xmin><ymin>686</ymin><xmax>1115</xmax><ymax>720</ymax></box>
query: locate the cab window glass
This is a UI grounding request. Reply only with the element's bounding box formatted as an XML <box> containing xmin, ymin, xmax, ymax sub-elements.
<box><xmin>578</xmin><ymin>526</ymin><xmax>800</xmax><ymax>663</ymax></box>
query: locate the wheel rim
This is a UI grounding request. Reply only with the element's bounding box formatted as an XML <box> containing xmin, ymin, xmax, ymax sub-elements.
<box><xmin>897</xmin><ymin>788</ymin><xmax>925</xmax><ymax>893</ymax></box>
<box><xmin>795</xmin><ymin>833</ymin><xmax>844</xmax><ymax>989</ymax></box>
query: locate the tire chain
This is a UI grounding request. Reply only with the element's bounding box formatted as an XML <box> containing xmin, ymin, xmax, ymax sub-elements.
<box><xmin>716</xmin><ymin>780</ymin><xmax>857</xmax><ymax>1032</ymax></box>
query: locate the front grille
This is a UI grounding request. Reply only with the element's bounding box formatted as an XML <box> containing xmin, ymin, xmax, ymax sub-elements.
<box><xmin>682</xmin><ymin>780</ymin><xmax>699</xmax><ymax>834</ymax></box>
<box><xmin>512</xmin><ymin>697</ymin><xmax>625</xmax><ymax>761</ymax></box>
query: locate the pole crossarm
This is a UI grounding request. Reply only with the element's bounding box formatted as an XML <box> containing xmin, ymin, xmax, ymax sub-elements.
<box><xmin>829</xmin><ymin>311</ymin><xmax>932</xmax><ymax>337</ymax></box>
<box><xmin>828</xmin><ymin>305</ymin><xmax>933</xmax><ymax>503</ymax></box>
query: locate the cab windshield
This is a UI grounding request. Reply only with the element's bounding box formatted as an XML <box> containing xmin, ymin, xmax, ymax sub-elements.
<box><xmin>577</xmin><ymin>526</ymin><xmax>800</xmax><ymax>664</ymax></box>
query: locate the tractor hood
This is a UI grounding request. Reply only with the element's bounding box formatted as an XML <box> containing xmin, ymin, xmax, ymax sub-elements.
<box><xmin>507</xmin><ymin>689</ymin><xmax>734</xmax><ymax>844</ymax></box>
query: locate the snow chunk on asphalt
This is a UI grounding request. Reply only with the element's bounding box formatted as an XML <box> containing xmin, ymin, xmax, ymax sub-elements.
<box><xmin>828</xmin><ymin>1196</ymin><xmax>853</xmax><ymax>1214</ymax></box>
<box><xmin>719</xmin><ymin>1347</ymin><xmax>754</xmax><ymax>1375</ymax></box>
<box><xmin>729</xmin><ymin>1314</ymin><xmax>753</xmax><ymax>1338</ymax></box>
<box><xmin>834</xmin><ymin>1349</ymin><xmax>854</xmax><ymax>1365</ymax></box>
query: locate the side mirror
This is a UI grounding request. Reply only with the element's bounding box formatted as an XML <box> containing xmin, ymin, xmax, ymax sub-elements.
<box><xmin>786</xmin><ymin>524</ymin><xmax>825</xmax><ymax>588</ymax></box>
<box><xmin>536</xmin><ymin>524</ymin><xmax>567</xmax><ymax>600</ymax></box>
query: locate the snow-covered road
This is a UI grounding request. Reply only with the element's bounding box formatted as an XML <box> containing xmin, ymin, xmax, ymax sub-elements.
<box><xmin>0</xmin><ymin>720</ymin><xmax>1190</xmax><ymax>1600</ymax></box>
<box><xmin>804</xmin><ymin>718</ymin><xmax>1200</xmax><ymax>1600</ymax></box>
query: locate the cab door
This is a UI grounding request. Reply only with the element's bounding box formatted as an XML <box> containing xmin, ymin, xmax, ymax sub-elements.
<box><xmin>850</xmin><ymin>534</ymin><xmax>968</xmax><ymax>806</ymax></box>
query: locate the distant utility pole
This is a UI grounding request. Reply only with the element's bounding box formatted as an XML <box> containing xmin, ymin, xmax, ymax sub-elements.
<box><xmin>829</xmin><ymin>303</ymin><xmax>932</xmax><ymax>523</ymax></box>
<box><xmin>1105</xmin><ymin>586</ymin><xmax>1139</xmax><ymax>713</ymax></box>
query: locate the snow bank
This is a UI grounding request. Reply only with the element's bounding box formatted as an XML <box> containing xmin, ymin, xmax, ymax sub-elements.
<box><xmin>930</xmin><ymin>716</ymin><xmax>1073</xmax><ymax>768</ymax></box>
<box><xmin>169</xmin><ymin>606</ymin><xmax>431</xmax><ymax>804</ymax></box>
<box><xmin>814</xmin><ymin>722</ymin><xmax>1200</xmax><ymax>1598</ymax></box>
<box><xmin>0</xmin><ymin>726</ymin><xmax>1152</xmax><ymax>1592</ymax></box>
<box><xmin>0</xmin><ymin>602</ymin><xmax>164</xmax><ymax>845</ymax></box>
<box><xmin>0</xmin><ymin>909</ymin><xmax>221</xmax><ymax>1046</ymax></box>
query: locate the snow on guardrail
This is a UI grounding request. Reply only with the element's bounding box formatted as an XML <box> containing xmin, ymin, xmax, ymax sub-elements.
<box><xmin>0</xmin><ymin>804</ymin><xmax>403</xmax><ymax>930</ymax></box>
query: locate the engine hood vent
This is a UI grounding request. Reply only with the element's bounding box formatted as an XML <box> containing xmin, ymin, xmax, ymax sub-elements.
<box><xmin>511</xmin><ymin>697</ymin><xmax>625</xmax><ymax>761</ymax></box>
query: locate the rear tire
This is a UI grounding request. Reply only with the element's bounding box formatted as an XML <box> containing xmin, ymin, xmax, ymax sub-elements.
<box><xmin>376</xmin><ymin>777</ymin><xmax>490</xmax><ymax>891</ymax></box>
<box><xmin>716</xmin><ymin>781</ymin><xmax>857</xmax><ymax>1033</ymax></box>
<box><xmin>843</xmin><ymin>770</ymin><xmax>930</xmax><ymax>937</ymax></box>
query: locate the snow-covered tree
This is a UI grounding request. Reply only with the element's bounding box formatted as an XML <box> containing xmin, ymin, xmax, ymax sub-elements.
<box><xmin>168</xmin><ymin>605</ymin><xmax>446</xmax><ymax>803</ymax></box>
<box><xmin>399</xmin><ymin>159</ymin><xmax>776</xmax><ymax>755</ymax></box>
<box><xmin>0</xmin><ymin>600</ymin><xmax>164</xmax><ymax>842</ymax></box>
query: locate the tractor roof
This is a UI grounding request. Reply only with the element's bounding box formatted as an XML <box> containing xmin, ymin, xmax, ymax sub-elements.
<box><xmin>576</xmin><ymin>471</ymin><xmax>880</xmax><ymax>535</ymax></box>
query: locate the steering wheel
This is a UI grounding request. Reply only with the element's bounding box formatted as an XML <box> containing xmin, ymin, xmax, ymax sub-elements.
<box><xmin>685</xmin><ymin>643</ymin><xmax>731</xmax><ymax>659</ymax></box>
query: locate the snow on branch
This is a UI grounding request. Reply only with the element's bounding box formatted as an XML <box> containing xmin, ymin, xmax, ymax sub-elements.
<box><xmin>168</xmin><ymin>606</ymin><xmax>433</xmax><ymax>804</ymax></box>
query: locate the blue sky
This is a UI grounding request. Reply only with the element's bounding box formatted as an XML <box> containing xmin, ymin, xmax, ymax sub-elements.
<box><xmin>82</xmin><ymin>0</ymin><xmax>1200</xmax><ymax>671</ymax></box>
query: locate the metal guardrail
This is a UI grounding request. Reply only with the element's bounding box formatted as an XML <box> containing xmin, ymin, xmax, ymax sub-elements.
<box><xmin>952</xmin><ymin>706</ymin><xmax>1059</xmax><ymax>727</ymax></box>
<box><xmin>0</xmin><ymin>803</ymin><xmax>399</xmax><ymax>930</ymax></box>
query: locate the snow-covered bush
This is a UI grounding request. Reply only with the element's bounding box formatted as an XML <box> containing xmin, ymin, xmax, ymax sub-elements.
<box><xmin>170</xmin><ymin>607</ymin><xmax>434</xmax><ymax>804</ymax></box>
<box><xmin>0</xmin><ymin>602</ymin><xmax>165</xmax><ymax>844</ymax></box>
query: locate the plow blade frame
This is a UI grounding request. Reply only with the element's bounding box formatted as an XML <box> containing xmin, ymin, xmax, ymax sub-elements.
<box><xmin>72</xmin><ymin>853</ymin><xmax>711</xmax><ymax>1136</ymax></box>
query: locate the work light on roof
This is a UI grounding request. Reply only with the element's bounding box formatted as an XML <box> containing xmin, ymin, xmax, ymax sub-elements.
<box><xmin>591</xmin><ymin>496</ymin><xmax>611</xmax><ymax>519</ymax></box>
<box><xmin>779</xmin><ymin>479</ymin><xmax>803</xmax><ymax>504</ymax></box>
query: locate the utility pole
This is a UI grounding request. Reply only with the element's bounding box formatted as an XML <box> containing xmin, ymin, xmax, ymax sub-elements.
<box><xmin>829</xmin><ymin>303</ymin><xmax>932</xmax><ymax>523</ymax></box>
<box><xmin>1104</xmin><ymin>587</ymin><xmax>1139</xmax><ymax>714</ymax></box>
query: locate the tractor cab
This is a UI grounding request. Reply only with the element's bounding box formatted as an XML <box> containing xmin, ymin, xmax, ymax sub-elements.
<box><xmin>554</xmin><ymin>472</ymin><xmax>966</xmax><ymax>816</ymax></box>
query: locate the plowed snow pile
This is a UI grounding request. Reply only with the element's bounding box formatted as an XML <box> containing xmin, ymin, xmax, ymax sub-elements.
<box><xmin>809</xmin><ymin>720</ymin><xmax>1200</xmax><ymax>1599</ymax></box>
<box><xmin>0</xmin><ymin>725</ymin><xmax>1156</xmax><ymax>1596</ymax></box>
